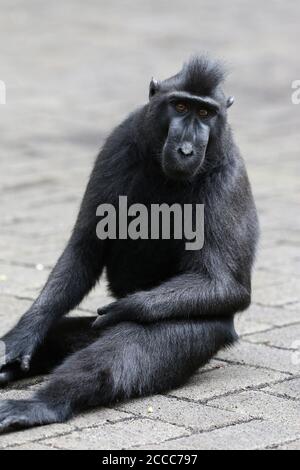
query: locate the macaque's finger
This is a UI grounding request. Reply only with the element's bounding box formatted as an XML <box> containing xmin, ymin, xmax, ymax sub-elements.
<box><xmin>92</xmin><ymin>314</ymin><xmax>121</xmax><ymax>329</ymax></box>
<box><xmin>97</xmin><ymin>305</ymin><xmax>110</xmax><ymax>316</ymax></box>
<box><xmin>21</xmin><ymin>355</ymin><xmax>32</xmax><ymax>372</ymax></box>
<box><xmin>92</xmin><ymin>316</ymin><xmax>104</xmax><ymax>329</ymax></box>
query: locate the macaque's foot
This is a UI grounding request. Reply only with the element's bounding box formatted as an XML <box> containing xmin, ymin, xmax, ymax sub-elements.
<box><xmin>0</xmin><ymin>399</ymin><xmax>62</xmax><ymax>433</ymax></box>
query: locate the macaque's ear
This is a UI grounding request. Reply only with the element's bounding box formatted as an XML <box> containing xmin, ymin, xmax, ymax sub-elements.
<box><xmin>149</xmin><ymin>78</ymin><xmax>160</xmax><ymax>99</ymax></box>
<box><xmin>226</xmin><ymin>96</ymin><xmax>235</xmax><ymax>108</ymax></box>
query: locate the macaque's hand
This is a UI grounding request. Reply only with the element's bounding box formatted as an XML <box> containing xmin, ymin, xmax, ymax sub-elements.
<box><xmin>0</xmin><ymin>329</ymin><xmax>40</xmax><ymax>386</ymax></box>
<box><xmin>93</xmin><ymin>299</ymin><xmax>139</xmax><ymax>329</ymax></box>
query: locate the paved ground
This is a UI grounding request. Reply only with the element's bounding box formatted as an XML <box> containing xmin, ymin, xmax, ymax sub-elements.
<box><xmin>0</xmin><ymin>0</ymin><xmax>299</xmax><ymax>450</ymax></box>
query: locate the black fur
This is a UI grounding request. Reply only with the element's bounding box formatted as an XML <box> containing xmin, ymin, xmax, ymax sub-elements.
<box><xmin>0</xmin><ymin>56</ymin><xmax>258</xmax><ymax>432</ymax></box>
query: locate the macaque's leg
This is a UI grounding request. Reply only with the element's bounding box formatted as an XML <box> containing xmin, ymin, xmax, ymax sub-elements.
<box><xmin>0</xmin><ymin>318</ymin><xmax>237</xmax><ymax>432</ymax></box>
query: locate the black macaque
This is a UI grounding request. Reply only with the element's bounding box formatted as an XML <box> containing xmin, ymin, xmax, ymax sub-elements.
<box><xmin>0</xmin><ymin>56</ymin><xmax>259</xmax><ymax>432</ymax></box>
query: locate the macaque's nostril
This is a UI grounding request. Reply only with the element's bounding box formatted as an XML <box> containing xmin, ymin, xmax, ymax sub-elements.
<box><xmin>178</xmin><ymin>142</ymin><xmax>194</xmax><ymax>157</ymax></box>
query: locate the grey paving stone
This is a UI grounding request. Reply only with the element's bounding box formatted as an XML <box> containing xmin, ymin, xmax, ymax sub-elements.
<box><xmin>235</xmin><ymin>315</ymin><xmax>272</xmax><ymax>336</ymax></box>
<box><xmin>255</xmin><ymin>247</ymin><xmax>300</xmax><ymax>278</ymax></box>
<box><xmin>285</xmin><ymin>302</ymin><xmax>300</xmax><ymax>312</ymax></box>
<box><xmin>208</xmin><ymin>391</ymin><xmax>300</xmax><ymax>432</ymax></box>
<box><xmin>276</xmin><ymin>440</ymin><xmax>300</xmax><ymax>450</ymax></box>
<box><xmin>262</xmin><ymin>378</ymin><xmax>300</xmax><ymax>400</ymax></box>
<box><xmin>115</xmin><ymin>395</ymin><xmax>249</xmax><ymax>432</ymax></box>
<box><xmin>245</xmin><ymin>324</ymin><xmax>300</xmax><ymax>350</ymax></box>
<box><xmin>198</xmin><ymin>359</ymin><xmax>229</xmax><ymax>373</ymax></box>
<box><xmin>67</xmin><ymin>408</ymin><xmax>135</xmax><ymax>430</ymax></box>
<box><xmin>0</xmin><ymin>422</ymin><xmax>77</xmax><ymax>449</ymax></box>
<box><xmin>238</xmin><ymin>304</ymin><xmax>300</xmax><ymax>330</ymax></box>
<box><xmin>8</xmin><ymin>443</ymin><xmax>56</xmax><ymax>450</ymax></box>
<box><xmin>0</xmin><ymin>262</ymin><xmax>48</xmax><ymax>298</ymax></box>
<box><xmin>252</xmin><ymin>270</ymin><xmax>290</xmax><ymax>290</ymax></box>
<box><xmin>168</xmin><ymin>365</ymin><xmax>287</xmax><ymax>402</ymax></box>
<box><xmin>252</xmin><ymin>279</ymin><xmax>300</xmax><ymax>307</ymax></box>
<box><xmin>0</xmin><ymin>237</ymin><xmax>63</xmax><ymax>268</ymax></box>
<box><xmin>0</xmin><ymin>408</ymin><xmax>133</xmax><ymax>449</ymax></box>
<box><xmin>217</xmin><ymin>341</ymin><xmax>300</xmax><ymax>375</ymax></box>
<box><xmin>138</xmin><ymin>421</ymin><xmax>300</xmax><ymax>450</ymax></box>
<box><xmin>42</xmin><ymin>418</ymin><xmax>188</xmax><ymax>450</ymax></box>
<box><xmin>0</xmin><ymin>296</ymin><xmax>32</xmax><ymax>335</ymax></box>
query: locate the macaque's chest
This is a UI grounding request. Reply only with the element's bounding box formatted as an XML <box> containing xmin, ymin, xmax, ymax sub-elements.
<box><xmin>102</xmin><ymin>171</ymin><xmax>203</xmax><ymax>297</ymax></box>
<box><xmin>105</xmin><ymin>238</ymin><xmax>184</xmax><ymax>298</ymax></box>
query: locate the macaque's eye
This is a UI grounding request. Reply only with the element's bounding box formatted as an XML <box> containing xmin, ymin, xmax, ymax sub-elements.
<box><xmin>198</xmin><ymin>108</ymin><xmax>209</xmax><ymax>117</ymax></box>
<box><xmin>175</xmin><ymin>103</ymin><xmax>188</xmax><ymax>113</ymax></box>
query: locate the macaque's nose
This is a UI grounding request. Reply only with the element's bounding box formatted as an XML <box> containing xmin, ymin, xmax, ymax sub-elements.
<box><xmin>178</xmin><ymin>142</ymin><xmax>194</xmax><ymax>157</ymax></box>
